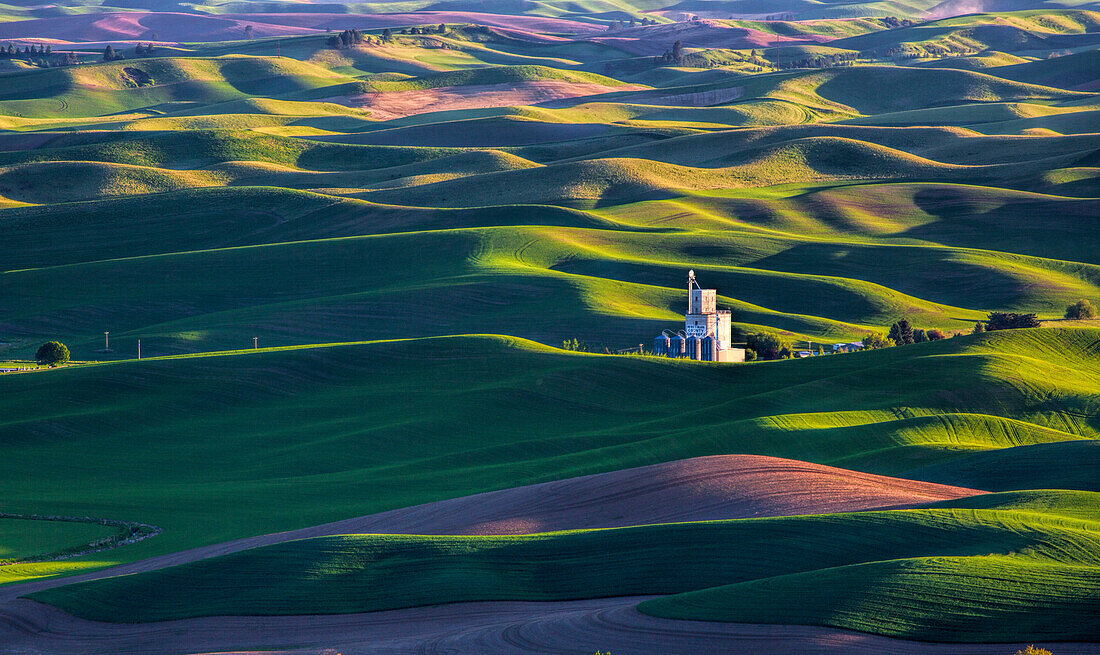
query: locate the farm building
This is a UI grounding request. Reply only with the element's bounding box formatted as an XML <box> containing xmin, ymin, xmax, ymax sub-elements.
<box><xmin>833</xmin><ymin>342</ymin><xmax>864</xmax><ymax>353</ymax></box>
<box><xmin>654</xmin><ymin>271</ymin><xmax>746</xmax><ymax>363</ymax></box>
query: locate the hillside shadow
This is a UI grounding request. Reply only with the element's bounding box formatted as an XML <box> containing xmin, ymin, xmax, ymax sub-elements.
<box><xmin>902</xmin><ymin>186</ymin><xmax>1100</xmax><ymax>264</ymax></box>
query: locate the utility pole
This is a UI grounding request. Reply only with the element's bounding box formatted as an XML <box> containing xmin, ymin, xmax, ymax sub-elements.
<box><xmin>104</xmin><ymin>331</ymin><xmax>110</xmax><ymax>351</ymax></box>
<box><xmin>137</xmin><ymin>339</ymin><xmax>141</xmax><ymax>359</ymax></box>
<box><xmin>253</xmin><ymin>337</ymin><xmax>258</xmax><ymax>349</ymax></box>
<box><xmin>775</xmin><ymin>29</ymin><xmax>780</xmax><ymax>71</ymax></box>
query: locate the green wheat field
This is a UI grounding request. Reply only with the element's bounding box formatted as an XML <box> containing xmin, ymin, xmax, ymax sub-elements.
<box><xmin>0</xmin><ymin>0</ymin><xmax>1097</xmax><ymax>651</ymax></box>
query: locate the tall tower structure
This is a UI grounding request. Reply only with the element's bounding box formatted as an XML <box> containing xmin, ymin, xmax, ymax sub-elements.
<box><xmin>684</xmin><ymin>269</ymin><xmax>731</xmax><ymax>349</ymax></box>
<box><xmin>654</xmin><ymin>271</ymin><xmax>743</xmax><ymax>362</ymax></box>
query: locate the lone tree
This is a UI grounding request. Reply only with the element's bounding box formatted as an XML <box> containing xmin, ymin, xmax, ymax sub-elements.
<box><xmin>1065</xmin><ymin>299</ymin><xmax>1098</xmax><ymax>320</ymax></box>
<box><xmin>35</xmin><ymin>341</ymin><xmax>70</xmax><ymax>366</ymax></box>
<box><xmin>102</xmin><ymin>44</ymin><xmax>116</xmax><ymax>61</ymax></box>
<box><xmin>887</xmin><ymin>319</ymin><xmax>914</xmax><ymax>345</ymax></box>
<box><xmin>972</xmin><ymin>321</ymin><xmax>985</xmax><ymax>334</ymax></box>
<box><xmin>381</xmin><ymin>28</ymin><xmax>392</xmax><ymax>42</ymax></box>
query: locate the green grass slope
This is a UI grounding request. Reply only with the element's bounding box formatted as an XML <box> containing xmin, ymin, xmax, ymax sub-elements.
<box><xmin>0</xmin><ymin>329</ymin><xmax>1097</xmax><ymax>584</ymax></box>
<box><xmin>0</xmin><ymin>518</ymin><xmax>116</xmax><ymax>564</ymax></box>
<box><xmin>641</xmin><ymin>554</ymin><xmax>1100</xmax><ymax>642</ymax></box>
<box><xmin>0</xmin><ymin>56</ymin><xmax>353</xmax><ymax>118</ymax></box>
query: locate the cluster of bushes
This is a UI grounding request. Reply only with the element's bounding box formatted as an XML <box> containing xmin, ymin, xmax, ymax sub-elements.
<box><xmin>102</xmin><ymin>45</ymin><xmax>124</xmax><ymax>62</ymax></box>
<box><xmin>326</xmin><ymin>29</ymin><xmax>366</xmax><ymax>49</ymax></box>
<box><xmin>745</xmin><ymin>332</ymin><xmax>793</xmax><ymax>361</ymax></box>
<box><xmin>880</xmin><ymin>16</ymin><xmax>917</xmax><ymax>28</ymax></box>
<box><xmin>399</xmin><ymin>24</ymin><xmax>447</xmax><ymax>35</ymax></box>
<box><xmin>780</xmin><ymin>52</ymin><xmax>858</xmax><ymax>69</ymax></box>
<box><xmin>1065</xmin><ymin>299</ymin><xmax>1098</xmax><ymax>320</ymax></box>
<box><xmin>561</xmin><ymin>338</ymin><xmax>588</xmax><ymax>352</ymax></box>
<box><xmin>132</xmin><ymin>43</ymin><xmax>157</xmax><ymax>56</ymax></box>
<box><xmin>656</xmin><ymin>40</ymin><xmax>686</xmax><ymax>66</ymax></box>
<box><xmin>982</xmin><ymin>311</ymin><xmax>1041</xmax><ymax>331</ymax></box>
<box><xmin>860</xmin><ymin>318</ymin><xmax>946</xmax><ymax>350</ymax></box>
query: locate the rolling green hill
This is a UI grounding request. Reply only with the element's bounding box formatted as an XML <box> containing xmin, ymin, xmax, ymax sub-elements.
<box><xmin>29</xmin><ymin>503</ymin><xmax>1100</xmax><ymax>641</ymax></box>
<box><xmin>1</xmin><ymin>9</ymin><xmax>1099</xmax><ymax>646</ymax></box>
<box><xmin>1</xmin><ymin>329</ymin><xmax>1098</xmax><ymax>588</ymax></box>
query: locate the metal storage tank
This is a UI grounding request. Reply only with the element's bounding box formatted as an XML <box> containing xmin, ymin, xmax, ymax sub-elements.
<box><xmin>686</xmin><ymin>336</ymin><xmax>701</xmax><ymax>361</ymax></box>
<box><xmin>670</xmin><ymin>335</ymin><xmax>686</xmax><ymax>358</ymax></box>
<box><xmin>654</xmin><ymin>334</ymin><xmax>670</xmax><ymax>357</ymax></box>
<box><xmin>702</xmin><ymin>335</ymin><xmax>716</xmax><ymax>361</ymax></box>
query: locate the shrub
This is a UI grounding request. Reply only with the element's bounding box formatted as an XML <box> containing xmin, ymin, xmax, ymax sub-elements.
<box><xmin>1065</xmin><ymin>299</ymin><xmax>1098</xmax><ymax>320</ymax></box>
<box><xmin>926</xmin><ymin>329</ymin><xmax>947</xmax><ymax>341</ymax></box>
<box><xmin>35</xmin><ymin>341</ymin><xmax>70</xmax><ymax>366</ymax></box>
<box><xmin>744</xmin><ymin>348</ymin><xmax>757</xmax><ymax>361</ymax></box>
<box><xmin>912</xmin><ymin>328</ymin><xmax>926</xmax><ymax>343</ymax></box>
<box><xmin>1015</xmin><ymin>647</ymin><xmax>1052</xmax><ymax>655</ymax></box>
<box><xmin>746</xmin><ymin>332</ymin><xmax>792</xmax><ymax>360</ymax></box>
<box><xmin>861</xmin><ymin>333</ymin><xmax>893</xmax><ymax>349</ymax></box>
<box><xmin>972</xmin><ymin>321</ymin><xmax>985</xmax><ymax>334</ymax></box>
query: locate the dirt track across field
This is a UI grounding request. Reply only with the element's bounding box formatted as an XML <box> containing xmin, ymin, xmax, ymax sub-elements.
<box><xmin>2</xmin><ymin>455</ymin><xmax>1077</xmax><ymax>655</ymax></box>
<box><xmin>3</xmin><ymin>595</ymin><xmax>1095</xmax><ymax>655</ymax></box>
<box><xmin>1</xmin><ymin>453</ymin><xmax>984</xmax><ymax>605</ymax></box>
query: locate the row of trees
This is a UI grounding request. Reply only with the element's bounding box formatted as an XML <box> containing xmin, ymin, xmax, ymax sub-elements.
<box><xmin>401</xmin><ymin>24</ymin><xmax>447</xmax><ymax>35</ymax></box>
<box><xmin>981</xmin><ymin>312</ymin><xmax>1041</xmax><ymax>331</ymax></box>
<box><xmin>606</xmin><ymin>18</ymin><xmax>658</xmax><ymax>30</ymax></box>
<box><xmin>860</xmin><ymin>319</ymin><xmax>949</xmax><ymax>350</ymax></box>
<box><xmin>1</xmin><ymin>43</ymin><xmax>84</xmax><ymax>68</ymax></box>
<box><xmin>781</xmin><ymin>51</ymin><xmax>859</xmax><ymax>69</ymax></box>
<box><xmin>1</xmin><ymin>43</ymin><xmax>51</xmax><ymax>57</ymax></box>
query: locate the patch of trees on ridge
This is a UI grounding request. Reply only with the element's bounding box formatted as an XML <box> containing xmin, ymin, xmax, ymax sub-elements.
<box><xmin>606</xmin><ymin>18</ymin><xmax>657</xmax><ymax>30</ymax></box>
<box><xmin>1</xmin><ymin>43</ymin><xmax>79</xmax><ymax>68</ymax></box>
<box><xmin>327</xmin><ymin>29</ymin><xmax>367</xmax><ymax>49</ymax></box>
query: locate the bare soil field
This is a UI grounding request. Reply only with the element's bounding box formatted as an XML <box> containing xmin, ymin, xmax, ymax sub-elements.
<box><xmin>585</xmin><ymin>20</ymin><xmax>831</xmax><ymax>56</ymax></box>
<box><xmin>0</xmin><ymin>454</ymin><xmax>978</xmax><ymax>603</ymax></box>
<box><xmin>3</xmin><ymin>595</ymin><xmax>1094</xmax><ymax>655</ymax></box>
<box><xmin>342</xmin><ymin>81</ymin><xmax>645</xmax><ymax>120</ymax></box>
<box><xmin>0</xmin><ymin>456</ymin><xmax>1082</xmax><ymax>655</ymax></box>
